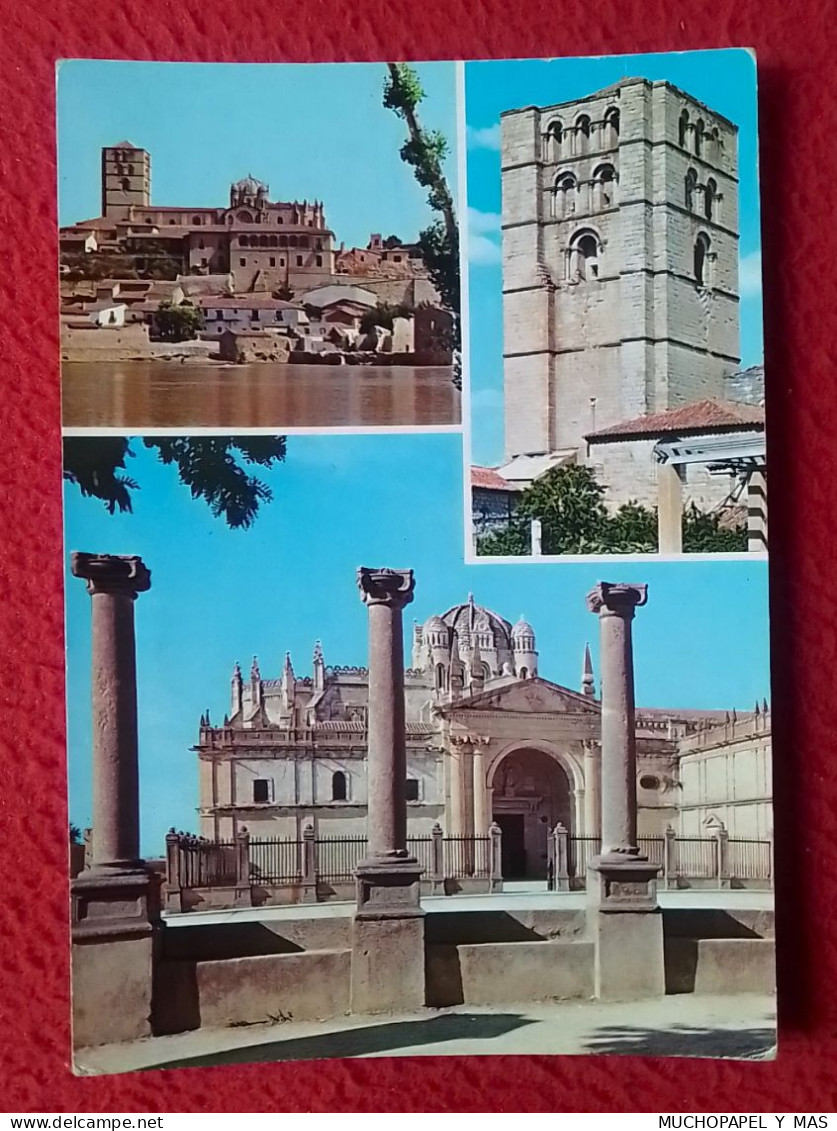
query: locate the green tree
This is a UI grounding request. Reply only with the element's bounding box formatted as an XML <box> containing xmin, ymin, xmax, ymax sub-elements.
<box><xmin>359</xmin><ymin>301</ymin><xmax>413</xmax><ymax>334</ymax></box>
<box><xmin>383</xmin><ymin>63</ymin><xmax>461</xmax><ymax>382</ymax></box>
<box><xmin>273</xmin><ymin>283</ymin><xmax>295</xmax><ymax>302</ymax></box>
<box><xmin>69</xmin><ymin>824</ymin><xmax>82</xmax><ymax>845</ymax></box>
<box><xmin>63</xmin><ymin>436</ymin><xmax>287</xmax><ymax>529</ymax></box>
<box><xmin>155</xmin><ymin>300</ymin><xmax>204</xmax><ymax>342</ymax></box>
<box><xmin>476</xmin><ymin>465</ymin><xmax>748</xmax><ymax>556</ymax></box>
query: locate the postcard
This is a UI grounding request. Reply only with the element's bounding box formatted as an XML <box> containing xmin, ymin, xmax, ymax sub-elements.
<box><xmin>60</xmin><ymin>52</ymin><xmax>774</xmax><ymax>1075</ymax></box>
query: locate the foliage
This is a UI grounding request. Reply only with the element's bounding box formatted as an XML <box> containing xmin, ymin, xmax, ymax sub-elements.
<box><xmin>273</xmin><ymin>283</ymin><xmax>295</xmax><ymax>302</ymax></box>
<box><xmin>69</xmin><ymin>824</ymin><xmax>82</xmax><ymax>844</ymax></box>
<box><xmin>383</xmin><ymin>63</ymin><xmax>461</xmax><ymax>385</ymax></box>
<box><xmin>476</xmin><ymin>465</ymin><xmax>748</xmax><ymax>556</ymax></box>
<box><xmin>63</xmin><ymin>436</ymin><xmax>287</xmax><ymax>529</ymax></box>
<box><xmin>155</xmin><ymin>300</ymin><xmax>204</xmax><ymax>342</ymax></box>
<box><xmin>359</xmin><ymin>302</ymin><xmax>413</xmax><ymax>334</ymax></box>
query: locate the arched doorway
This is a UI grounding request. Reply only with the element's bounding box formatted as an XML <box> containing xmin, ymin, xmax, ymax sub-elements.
<box><xmin>491</xmin><ymin>748</ymin><xmax>573</xmax><ymax>879</ymax></box>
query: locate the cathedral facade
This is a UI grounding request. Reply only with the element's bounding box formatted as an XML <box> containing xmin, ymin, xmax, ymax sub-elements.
<box><xmin>194</xmin><ymin>595</ymin><xmax>752</xmax><ymax>878</ymax></box>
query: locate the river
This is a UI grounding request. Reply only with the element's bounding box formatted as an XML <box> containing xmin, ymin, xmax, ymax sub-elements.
<box><xmin>61</xmin><ymin>361</ymin><xmax>461</xmax><ymax>430</ymax></box>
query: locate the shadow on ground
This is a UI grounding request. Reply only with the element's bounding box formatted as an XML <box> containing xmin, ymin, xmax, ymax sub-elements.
<box><xmin>148</xmin><ymin>1011</ymin><xmax>535</xmax><ymax>1069</ymax></box>
<box><xmin>583</xmin><ymin>1022</ymin><xmax>776</xmax><ymax>1060</ymax></box>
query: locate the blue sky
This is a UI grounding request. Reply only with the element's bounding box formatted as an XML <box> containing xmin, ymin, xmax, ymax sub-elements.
<box><xmin>64</xmin><ymin>433</ymin><xmax>770</xmax><ymax>854</ymax></box>
<box><xmin>56</xmin><ymin>60</ymin><xmax>458</xmax><ymax>248</ymax></box>
<box><xmin>464</xmin><ymin>50</ymin><xmax>765</xmax><ymax>466</ymax></box>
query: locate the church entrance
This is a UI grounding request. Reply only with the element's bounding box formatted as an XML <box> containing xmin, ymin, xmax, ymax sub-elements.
<box><xmin>491</xmin><ymin>748</ymin><xmax>573</xmax><ymax>880</ymax></box>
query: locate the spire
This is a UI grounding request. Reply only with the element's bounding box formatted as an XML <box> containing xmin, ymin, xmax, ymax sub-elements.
<box><xmin>283</xmin><ymin>650</ymin><xmax>294</xmax><ymax>677</ymax></box>
<box><xmin>250</xmin><ymin>655</ymin><xmax>260</xmax><ymax>681</ymax></box>
<box><xmin>582</xmin><ymin>642</ymin><xmax>595</xmax><ymax>697</ymax></box>
<box><xmin>468</xmin><ymin>592</ymin><xmax>475</xmax><ymax>632</ymax></box>
<box><xmin>313</xmin><ymin>639</ymin><xmax>324</xmax><ymax>666</ymax></box>
<box><xmin>313</xmin><ymin>639</ymin><xmax>325</xmax><ymax>692</ymax></box>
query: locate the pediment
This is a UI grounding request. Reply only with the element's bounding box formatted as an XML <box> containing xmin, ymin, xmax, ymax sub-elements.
<box><xmin>442</xmin><ymin>677</ymin><xmax>600</xmax><ymax>716</ymax></box>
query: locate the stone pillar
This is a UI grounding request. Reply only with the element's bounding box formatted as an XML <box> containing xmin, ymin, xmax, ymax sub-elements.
<box><xmin>583</xmin><ymin>740</ymin><xmax>601</xmax><ymax>839</ymax></box>
<box><xmin>747</xmin><ymin>468</ymin><xmax>768</xmax><ymax>553</ymax></box>
<box><xmin>69</xmin><ymin>552</ymin><xmax>160</xmax><ymax>1048</ymax></box>
<box><xmin>585</xmin><ymin>581</ymin><xmax>664</xmax><ymax>1002</ymax></box>
<box><xmin>657</xmin><ymin>463</ymin><xmax>684</xmax><ymax>554</ymax></box>
<box><xmin>473</xmin><ymin>744</ymin><xmax>490</xmax><ymax>835</ymax></box>
<box><xmin>352</xmin><ymin>567</ymin><xmax>425</xmax><ymax>1014</ymax></box>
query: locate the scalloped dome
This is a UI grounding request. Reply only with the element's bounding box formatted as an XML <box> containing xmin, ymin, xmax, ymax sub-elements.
<box><xmin>512</xmin><ymin>616</ymin><xmax>535</xmax><ymax>639</ymax></box>
<box><xmin>233</xmin><ymin>175</ymin><xmax>267</xmax><ymax>195</ymax></box>
<box><xmin>436</xmin><ymin>598</ymin><xmax>514</xmax><ymax>651</ymax></box>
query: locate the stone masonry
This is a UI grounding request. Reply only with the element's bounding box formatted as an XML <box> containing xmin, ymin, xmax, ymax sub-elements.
<box><xmin>501</xmin><ymin>78</ymin><xmax>741</xmax><ymax>486</ymax></box>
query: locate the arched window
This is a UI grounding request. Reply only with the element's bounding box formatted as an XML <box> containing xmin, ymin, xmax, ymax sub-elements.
<box><xmin>603</xmin><ymin>106</ymin><xmax>620</xmax><ymax>147</ymax></box>
<box><xmin>435</xmin><ymin>662</ymin><xmax>446</xmax><ymax>691</ymax></box>
<box><xmin>127</xmin><ymin>164</ymin><xmax>135</xmax><ymax>176</ymax></box>
<box><xmin>289</xmin><ymin>235</ymin><xmax>298</xmax><ymax>247</ymax></box>
<box><xmin>279</xmin><ymin>235</ymin><xmax>288</xmax><ymax>248</ymax></box>
<box><xmin>120</xmin><ymin>177</ymin><xmax>131</xmax><ymax>192</ymax></box>
<box><xmin>704</xmin><ymin>177</ymin><xmax>717</xmax><ymax>221</ymax></box>
<box><xmin>269</xmin><ymin>235</ymin><xmax>278</xmax><ymax>248</ymax></box>
<box><xmin>238</xmin><ymin>210</ymin><xmax>252</xmax><ymax>223</ymax></box>
<box><xmin>552</xmin><ymin>172</ymin><xmax>577</xmax><ymax>219</ymax></box>
<box><xmin>685</xmin><ymin>168</ymin><xmax>698</xmax><ymax>211</ymax></box>
<box><xmin>694</xmin><ymin>232</ymin><xmax>711</xmax><ymax>286</ymax></box>
<box><xmin>544</xmin><ymin>119</ymin><xmax>563</xmax><ymax>161</ymax></box>
<box><xmin>593</xmin><ymin>164</ymin><xmax>617</xmax><ymax>209</ymax></box>
<box><xmin>575</xmin><ymin>114</ymin><xmax>591</xmax><ymax>155</ymax></box>
<box><xmin>332</xmin><ymin>771</ymin><xmax>347</xmax><ymax>802</ymax></box>
<box><xmin>192</xmin><ymin>215</ymin><xmax>202</xmax><ymax>226</ymax></box>
<box><xmin>568</xmin><ymin>229</ymin><xmax>601</xmax><ymax>281</ymax></box>
<box><xmin>519</xmin><ymin>666</ymin><xmax>528</xmax><ymax>680</ymax></box>
<box><xmin>679</xmin><ymin>109</ymin><xmax>690</xmax><ymax>149</ymax></box>
<box><xmin>240</xmin><ymin>234</ymin><xmax>249</xmax><ymax>247</ymax></box>
<box><xmin>695</xmin><ymin>118</ymin><xmax>705</xmax><ymax>157</ymax></box>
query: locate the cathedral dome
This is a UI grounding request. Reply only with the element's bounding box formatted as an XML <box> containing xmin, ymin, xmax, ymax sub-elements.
<box><xmin>512</xmin><ymin>616</ymin><xmax>535</xmax><ymax>639</ymax></box>
<box><xmin>435</xmin><ymin>596</ymin><xmax>514</xmax><ymax>651</ymax></box>
<box><xmin>233</xmin><ymin>175</ymin><xmax>267</xmax><ymax>196</ymax></box>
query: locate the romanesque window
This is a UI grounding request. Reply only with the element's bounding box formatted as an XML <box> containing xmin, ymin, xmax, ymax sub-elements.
<box><xmin>269</xmin><ymin>236</ymin><xmax>278</xmax><ymax>248</ymax></box>
<box><xmin>679</xmin><ymin>109</ymin><xmax>690</xmax><ymax>148</ymax></box>
<box><xmin>603</xmin><ymin>106</ymin><xmax>620</xmax><ymax>147</ymax></box>
<box><xmin>694</xmin><ymin>232</ymin><xmax>711</xmax><ymax>286</ymax></box>
<box><xmin>685</xmin><ymin>168</ymin><xmax>698</xmax><ymax>211</ymax></box>
<box><xmin>121</xmin><ymin>178</ymin><xmax>130</xmax><ymax>192</ymax></box>
<box><xmin>695</xmin><ymin>118</ymin><xmax>705</xmax><ymax>158</ymax></box>
<box><xmin>405</xmin><ymin>779</ymin><xmax>420</xmax><ymax>802</ymax></box>
<box><xmin>552</xmin><ymin>172</ymin><xmax>577</xmax><ymax>219</ymax></box>
<box><xmin>240</xmin><ymin>235</ymin><xmax>248</xmax><ymax>247</ymax></box>
<box><xmin>574</xmin><ymin>114</ymin><xmax>591</xmax><ymax>155</ymax></box>
<box><xmin>252</xmin><ymin>779</ymin><xmax>270</xmax><ymax>803</ymax></box>
<box><xmin>593</xmin><ymin>163</ymin><xmax>617</xmax><ymax>209</ymax></box>
<box><xmin>519</xmin><ymin>666</ymin><xmax>528</xmax><ymax>680</ymax></box>
<box><xmin>568</xmin><ymin>228</ymin><xmax>601</xmax><ymax>281</ymax></box>
<box><xmin>435</xmin><ymin>662</ymin><xmax>446</xmax><ymax>690</ymax></box>
<box><xmin>704</xmin><ymin>177</ymin><xmax>717</xmax><ymax>221</ymax></box>
<box><xmin>332</xmin><ymin>771</ymin><xmax>347</xmax><ymax>801</ymax></box>
<box><xmin>289</xmin><ymin>235</ymin><xmax>298</xmax><ymax>247</ymax></box>
<box><xmin>192</xmin><ymin>215</ymin><xmax>202</xmax><ymax>226</ymax></box>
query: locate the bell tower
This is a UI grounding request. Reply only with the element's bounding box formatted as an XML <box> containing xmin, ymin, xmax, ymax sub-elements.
<box><xmin>101</xmin><ymin>142</ymin><xmax>151</xmax><ymax>220</ymax></box>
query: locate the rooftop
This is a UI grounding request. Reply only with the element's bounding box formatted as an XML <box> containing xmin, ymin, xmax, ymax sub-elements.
<box><xmin>585</xmin><ymin>399</ymin><xmax>765</xmax><ymax>443</ymax></box>
<box><xmin>471</xmin><ymin>466</ymin><xmax>522</xmax><ymax>492</ymax></box>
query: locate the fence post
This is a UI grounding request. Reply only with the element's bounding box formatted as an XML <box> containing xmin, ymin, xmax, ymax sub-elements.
<box><xmin>431</xmin><ymin>821</ymin><xmax>444</xmax><ymax>894</ymax></box>
<box><xmin>234</xmin><ymin>825</ymin><xmax>251</xmax><ymax>907</ymax></box>
<box><xmin>664</xmin><ymin>825</ymin><xmax>677</xmax><ymax>890</ymax></box>
<box><xmin>552</xmin><ymin>823</ymin><xmax>570</xmax><ymax>892</ymax></box>
<box><xmin>301</xmin><ymin>822</ymin><xmax>318</xmax><ymax>903</ymax></box>
<box><xmin>489</xmin><ymin>821</ymin><xmax>503</xmax><ymax>893</ymax></box>
<box><xmin>716</xmin><ymin>825</ymin><xmax>730</xmax><ymax>889</ymax></box>
<box><xmin>164</xmin><ymin>828</ymin><xmax>182</xmax><ymax>911</ymax></box>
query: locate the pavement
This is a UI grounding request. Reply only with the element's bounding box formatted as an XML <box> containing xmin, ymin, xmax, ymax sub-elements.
<box><xmin>74</xmin><ymin>993</ymin><xmax>777</xmax><ymax>1075</ymax></box>
<box><xmin>163</xmin><ymin>886</ymin><xmax>773</xmax><ymax>929</ymax></box>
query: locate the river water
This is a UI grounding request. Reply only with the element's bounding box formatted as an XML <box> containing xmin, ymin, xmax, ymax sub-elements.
<box><xmin>61</xmin><ymin>361</ymin><xmax>460</xmax><ymax>430</ymax></box>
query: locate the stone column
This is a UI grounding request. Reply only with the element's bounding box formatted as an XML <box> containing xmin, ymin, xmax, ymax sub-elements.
<box><xmin>657</xmin><ymin>463</ymin><xmax>684</xmax><ymax>555</ymax></box>
<box><xmin>585</xmin><ymin>582</ymin><xmax>664</xmax><ymax>1001</ymax></box>
<box><xmin>351</xmin><ymin>567</ymin><xmax>425</xmax><ymax>1014</ymax></box>
<box><xmin>69</xmin><ymin>552</ymin><xmax>161</xmax><ymax>1048</ymax></box>
<box><xmin>473</xmin><ymin>743</ymin><xmax>490</xmax><ymax>835</ymax></box>
<box><xmin>583</xmin><ymin>740</ymin><xmax>601</xmax><ymax>839</ymax></box>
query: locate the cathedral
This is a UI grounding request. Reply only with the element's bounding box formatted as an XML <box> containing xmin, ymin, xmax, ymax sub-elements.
<box><xmin>60</xmin><ymin>143</ymin><xmax>433</xmax><ymax>298</ymax></box>
<box><xmin>194</xmin><ymin>595</ymin><xmax>765</xmax><ymax>877</ymax></box>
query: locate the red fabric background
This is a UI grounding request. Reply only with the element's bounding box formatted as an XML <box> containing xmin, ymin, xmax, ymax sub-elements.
<box><xmin>0</xmin><ymin>0</ymin><xmax>832</xmax><ymax>1112</ymax></box>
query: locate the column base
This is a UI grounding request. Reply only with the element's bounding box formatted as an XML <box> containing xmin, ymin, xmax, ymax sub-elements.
<box><xmin>587</xmin><ymin>854</ymin><xmax>664</xmax><ymax>1002</ymax></box>
<box><xmin>351</xmin><ymin>857</ymin><xmax>425</xmax><ymax>1014</ymax></box>
<box><xmin>71</xmin><ymin>867</ymin><xmax>161</xmax><ymax>1048</ymax></box>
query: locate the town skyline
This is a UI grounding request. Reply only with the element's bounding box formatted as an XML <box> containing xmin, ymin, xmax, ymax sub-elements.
<box><xmin>57</xmin><ymin>60</ymin><xmax>459</xmax><ymax>248</ymax></box>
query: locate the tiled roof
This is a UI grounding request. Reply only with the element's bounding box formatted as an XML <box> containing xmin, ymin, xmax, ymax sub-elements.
<box><xmin>471</xmin><ymin>466</ymin><xmax>522</xmax><ymax>492</ymax></box>
<box><xmin>197</xmin><ymin>295</ymin><xmax>301</xmax><ymax>311</ymax></box>
<box><xmin>585</xmin><ymin>399</ymin><xmax>765</xmax><ymax>442</ymax></box>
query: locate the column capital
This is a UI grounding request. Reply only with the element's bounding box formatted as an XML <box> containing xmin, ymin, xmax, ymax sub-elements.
<box><xmin>586</xmin><ymin>581</ymin><xmax>647</xmax><ymax>618</ymax></box>
<box><xmin>357</xmin><ymin>566</ymin><xmax>415</xmax><ymax>610</ymax></box>
<box><xmin>71</xmin><ymin>552</ymin><xmax>151</xmax><ymax>598</ymax></box>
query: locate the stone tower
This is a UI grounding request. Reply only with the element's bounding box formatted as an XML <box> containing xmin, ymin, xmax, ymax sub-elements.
<box><xmin>101</xmin><ymin>142</ymin><xmax>151</xmax><ymax>220</ymax></box>
<box><xmin>501</xmin><ymin>78</ymin><xmax>740</xmax><ymax>464</ymax></box>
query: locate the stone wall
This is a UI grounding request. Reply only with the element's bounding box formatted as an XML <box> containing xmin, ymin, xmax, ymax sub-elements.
<box><xmin>588</xmin><ymin>436</ymin><xmax>744</xmax><ymax>511</ymax></box>
<box><xmin>501</xmin><ymin>78</ymin><xmax>740</xmax><ymax>465</ymax></box>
